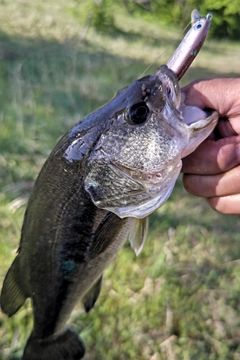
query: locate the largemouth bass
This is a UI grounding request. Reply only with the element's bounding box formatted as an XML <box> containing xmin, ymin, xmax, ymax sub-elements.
<box><xmin>1</xmin><ymin>12</ymin><xmax>218</xmax><ymax>360</ymax></box>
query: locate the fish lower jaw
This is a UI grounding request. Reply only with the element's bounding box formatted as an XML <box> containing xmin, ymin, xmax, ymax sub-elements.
<box><xmin>180</xmin><ymin>93</ymin><xmax>218</xmax><ymax>127</ymax></box>
<box><xmin>113</xmin><ymin>161</ymin><xmax>174</xmax><ymax>185</ymax></box>
<box><xmin>106</xmin><ymin>180</ymin><xmax>177</xmax><ymax>219</ymax></box>
<box><xmin>180</xmin><ymin>103</ymin><xmax>208</xmax><ymax>125</ymax></box>
<box><xmin>101</xmin><ymin>166</ymin><xmax>182</xmax><ymax>219</ymax></box>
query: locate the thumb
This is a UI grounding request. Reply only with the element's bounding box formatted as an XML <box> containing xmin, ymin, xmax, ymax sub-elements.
<box><xmin>182</xmin><ymin>78</ymin><xmax>240</xmax><ymax>118</ymax></box>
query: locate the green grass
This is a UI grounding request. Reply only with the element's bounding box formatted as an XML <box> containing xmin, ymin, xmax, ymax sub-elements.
<box><xmin>1</xmin><ymin>1</ymin><xmax>240</xmax><ymax>359</ymax></box>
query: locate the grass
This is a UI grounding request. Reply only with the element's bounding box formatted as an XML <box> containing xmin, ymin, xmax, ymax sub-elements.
<box><xmin>0</xmin><ymin>1</ymin><xmax>240</xmax><ymax>359</ymax></box>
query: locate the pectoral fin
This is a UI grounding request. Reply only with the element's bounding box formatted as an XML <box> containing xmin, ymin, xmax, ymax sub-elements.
<box><xmin>82</xmin><ymin>213</ymin><xmax>130</xmax><ymax>312</ymax></box>
<box><xmin>82</xmin><ymin>276</ymin><xmax>103</xmax><ymax>313</ymax></box>
<box><xmin>0</xmin><ymin>255</ymin><xmax>27</xmax><ymax>317</ymax></box>
<box><xmin>128</xmin><ymin>217</ymin><xmax>148</xmax><ymax>256</ymax></box>
<box><xmin>90</xmin><ymin>213</ymin><xmax>127</xmax><ymax>258</ymax></box>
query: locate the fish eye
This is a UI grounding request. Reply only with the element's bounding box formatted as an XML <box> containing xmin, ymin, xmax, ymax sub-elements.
<box><xmin>194</xmin><ymin>21</ymin><xmax>203</xmax><ymax>31</ymax></box>
<box><xmin>128</xmin><ymin>102</ymin><xmax>149</xmax><ymax>125</ymax></box>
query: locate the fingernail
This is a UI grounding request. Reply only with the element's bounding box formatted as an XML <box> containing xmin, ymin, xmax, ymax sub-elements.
<box><xmin>236</xmin><ymin>143</ymin><xmax>240</xmax><ymax>162</ymax></box>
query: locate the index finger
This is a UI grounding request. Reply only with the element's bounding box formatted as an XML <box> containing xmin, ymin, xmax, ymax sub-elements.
<box><xmin>182</xmin><ymin>136</ymin><xmax>240</xmax><ymax>174</ymax></box>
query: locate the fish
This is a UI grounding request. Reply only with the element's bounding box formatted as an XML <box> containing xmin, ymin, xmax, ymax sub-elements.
<box><xmin>167</xmin><ymin>9</ymin><xmax>212</xmax><ymax>80</ymax></box>
<box><xmin>1</xmin><ymin>11</ymin><xmax>218</xmax><ymax>360</ymax></box>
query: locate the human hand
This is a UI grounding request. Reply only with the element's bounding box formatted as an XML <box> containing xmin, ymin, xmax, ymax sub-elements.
<box><xmin>181</xmin><ymin>78</ymin><xmax>240</xmax><ymax>215</ymax></box>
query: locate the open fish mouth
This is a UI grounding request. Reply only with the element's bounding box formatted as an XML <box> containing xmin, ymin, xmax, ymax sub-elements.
<box><xmin>180</xmin><ymin>102</ymin><xmax>217</xmax><ymax>127</ymax></box>
<box><xmin>158</xmin><ymin>65</ymin><xmax>217</xmax><ymax>128</ymax></box>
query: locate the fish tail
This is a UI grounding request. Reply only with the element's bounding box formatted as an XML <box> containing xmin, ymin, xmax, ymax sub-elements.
<box><xmin>22</xmin><ymin>329</ymin><xmax>85</xmax><ymax>360</ymax></box>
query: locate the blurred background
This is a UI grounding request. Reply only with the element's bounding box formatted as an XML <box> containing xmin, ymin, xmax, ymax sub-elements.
<box><xmin>0</xmin><ymin>1</ymin><xmax>240</xmax><ymax>359</ymax></box>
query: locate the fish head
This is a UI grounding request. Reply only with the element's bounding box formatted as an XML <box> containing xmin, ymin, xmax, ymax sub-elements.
<box><xmin>84</xmin><ymin>65</ymin><xmax>218</xmax><ymax>219</ymax></box>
